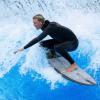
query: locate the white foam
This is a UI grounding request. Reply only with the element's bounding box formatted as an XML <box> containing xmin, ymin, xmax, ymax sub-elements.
<box><xmin>0</xmin><ymin>16</ymin><xmax>33</xmax><ymax>77</ymax></box>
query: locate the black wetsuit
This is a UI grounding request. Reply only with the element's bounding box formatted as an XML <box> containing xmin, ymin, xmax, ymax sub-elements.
<box><xmin>24</xmin><ymin>20</ymin><xmax>79</xmax><ymax>64</ymax></box>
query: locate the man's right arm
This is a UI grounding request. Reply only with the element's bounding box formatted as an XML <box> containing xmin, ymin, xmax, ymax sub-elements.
<box><xmin>24</xmin><ymin>32</ymin><xmax>47</xmax><ymax>49</ymax></box>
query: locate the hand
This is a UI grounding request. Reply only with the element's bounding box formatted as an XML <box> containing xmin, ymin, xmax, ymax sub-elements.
<box><xmin>14</xmin><ymin>48</ymin><xmax>24</xmax><ymax>54</ymax></box>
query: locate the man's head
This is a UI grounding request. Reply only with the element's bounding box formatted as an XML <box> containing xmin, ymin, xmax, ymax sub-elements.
<box><xmin>33</xmin><ymin>14</ymin><xmax>45</xmax><ymax>29</ymax></box>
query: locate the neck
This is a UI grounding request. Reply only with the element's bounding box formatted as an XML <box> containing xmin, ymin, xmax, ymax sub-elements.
<box><xmin>41</xmin><ymin>20</ymin><xmax>50</xmax><ymax>30</ymax></box>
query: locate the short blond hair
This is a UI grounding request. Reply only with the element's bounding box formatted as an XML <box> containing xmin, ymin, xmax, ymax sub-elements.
<box><xmin>33</xmin><ymin>14</ymin><xmax>45</xmax><ymax>23</ymax></box>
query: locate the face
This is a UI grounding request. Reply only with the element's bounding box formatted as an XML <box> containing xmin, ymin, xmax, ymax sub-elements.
<box><xmin>33</xmin><ymin>19</ymin><xmax>43</xmax><ymax>29</ymax></box>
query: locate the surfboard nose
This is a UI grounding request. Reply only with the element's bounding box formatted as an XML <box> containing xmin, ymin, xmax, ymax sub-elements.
<box><xmin>86</xmin><ymin>79</ymin><xmax>96</xmax><ymax>85</ymax></box>
<box><xmin>83</xmin><ymin>75</ymin><xmax>96</xmax><ymax>85</ymax></box>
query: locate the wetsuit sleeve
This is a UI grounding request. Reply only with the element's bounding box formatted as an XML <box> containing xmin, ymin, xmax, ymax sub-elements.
<box><xmin>24</xmin><ymin>32</ymin><xmax>47</xmax><ymax>49</ymax></box>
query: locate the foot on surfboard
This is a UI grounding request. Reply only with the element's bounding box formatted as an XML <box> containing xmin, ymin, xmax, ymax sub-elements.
<box><xmin>66</xmin><ymin>63</ymin><xmax>77</xmax><ymax>72</ymax></box>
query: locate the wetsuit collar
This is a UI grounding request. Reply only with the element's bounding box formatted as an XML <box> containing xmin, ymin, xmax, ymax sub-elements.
<box><xmin>41</xmin><ymin>20</ymin><xmax>50</xmax><ymax>30</ymax></box>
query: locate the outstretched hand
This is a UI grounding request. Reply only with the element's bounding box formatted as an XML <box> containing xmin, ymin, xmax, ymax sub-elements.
<box><xmin>14</xmin><ymin>48</ymin><xmax>24</xmax><ymax>54</ymax></box>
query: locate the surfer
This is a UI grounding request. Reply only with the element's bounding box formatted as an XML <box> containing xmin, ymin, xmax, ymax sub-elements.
<box><xmin>14</xmin><ymin>14</ymin><xmax>79</xmax><ymax>72</ymax></box>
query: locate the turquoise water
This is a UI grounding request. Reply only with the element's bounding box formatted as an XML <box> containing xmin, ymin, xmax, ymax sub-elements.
<box><xmin>0</xmin><ymin>0</ymin><xmax>100</xmax><ymax>100</ymax></box>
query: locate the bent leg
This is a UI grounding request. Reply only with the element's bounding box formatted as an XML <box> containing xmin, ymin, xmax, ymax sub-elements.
<box><xmin>55</xmin><ymin>46</ymin><xmax>74</xmax><ymax>64</ymax></box>
<box><xmin>54</xmin><ymin>41</ymin><xmax>78</xmax><ymax>72</ymax></box>
<box><xmin>54</xmin><ymin>41</ymin><xmax>78</xmax><ymax>64</ymax></box>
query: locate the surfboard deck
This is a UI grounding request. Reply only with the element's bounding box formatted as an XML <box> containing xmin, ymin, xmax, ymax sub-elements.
<box><xmin>48</xmin><ymin>57</ymin><xmax>96</xmax><ymax>85</ymax></box>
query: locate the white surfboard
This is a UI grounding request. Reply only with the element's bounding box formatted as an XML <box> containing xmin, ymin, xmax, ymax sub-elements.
<box><xmin>48</xmin><ymin>57</ymin><xmax>96</xmax><ymax>85</ymax></box>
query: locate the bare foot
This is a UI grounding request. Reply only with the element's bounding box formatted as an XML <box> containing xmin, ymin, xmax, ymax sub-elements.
<box><xmin>66</xmin><ymin>63</ymin><xmax>77</xmax><ymax>72</ymax></box>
